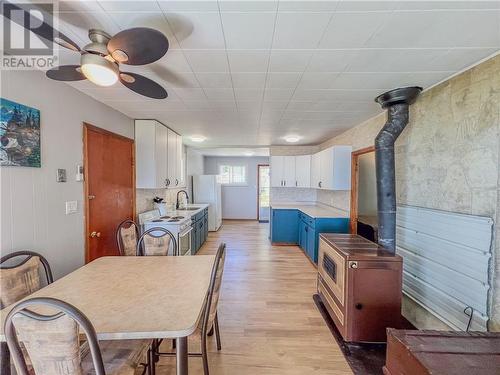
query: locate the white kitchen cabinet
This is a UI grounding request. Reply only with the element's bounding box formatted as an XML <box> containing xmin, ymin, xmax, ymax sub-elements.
<box><xmin>135</xmin><ymin>120</ymin><xmax>184</xmax><ymax>189</ymax></box>
<box><xmin>295</xmin><ymin>155</ymin><xmax>311</xmax><ymax>188</ymax></box>
<box><xmin>312</xmin><ymin>146</ymin><xmax>352</xmax><ymax>190</ymax></box>
<box><xmin>271</xmin><ymin>156</ymin><xmax>296</xmax><ymax>187</ymax></box>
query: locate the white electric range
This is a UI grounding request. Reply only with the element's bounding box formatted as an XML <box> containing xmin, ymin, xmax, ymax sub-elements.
<box><xmin>138</xmin><ymin>209</ymin><xmax>192</xmax><ymax>256</ymax></box>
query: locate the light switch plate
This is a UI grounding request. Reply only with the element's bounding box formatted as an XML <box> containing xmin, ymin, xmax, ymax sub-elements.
<box><xmin>65</xmin><ymin>201</ymin><xmax>78</xmax><ymax>215</ymax></box>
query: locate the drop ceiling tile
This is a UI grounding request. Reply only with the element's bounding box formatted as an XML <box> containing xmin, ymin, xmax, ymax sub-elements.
<box><xmin>59</xmin><ymin>1</ymin><xmax>102</xmax><ymax>12</ymax></box>
<box><xmin>183</xmin><ymin>100</ymin><xmax>213</xmax><ymax>110</ymax></box>
<box><xmin>174</xmin><ymin>88</ymin><xmax>207</xmax><ymax>100</ymax></box>
<box><xmin>184</xmin><ymin>51</ymin><xmax>229</xmax><ymax>72</ymax></box>
<box><xmin>430</xmin><ymin>48</ymin><xmax>499</xmax><ymax>71</ymax></box>
<box><xmin>318</xmin><ymin>11</ymin><xmax>391</xmax><ymax>48</ymax></box>
<box><xmin>273</xmin><ymin>12</ymin><xmax>332</xmax><ymax>49</ymax></box>
<box><xmin>165</xmin><ymin>12</ymin><xmax>225</xmax><ymax>49</ymax></box>
<box><xmin>278</xmin><ymin>1</ymin><xmax>339</xmax><ymax>12</ymax></box>
<box><xmin>219</xmin><ymin>1</ymin><xmax>278</xmax><ymax>12</ymax></box>
<box><xmin>297</xmin><ymin>72</ymin><xmax>339</xmax><ymax>90</ymax></box>
<box><xmin>227</xmin><ymin>51</ymin><xmax>270</xmax><ymax>72</ymax></box>
<box><xmin>58</xmin><ymin>11</ymin><xmax>120</xmax><ymax>43</ymax></box>
<box><xmin>261</xmin><ymin>101</ymin><xmax>289</xmax><ymax>110</ymax></box>
<box><xmin>195</xmin><ymin>73</ymin><xmax>232</xmax><ymax>88</ymax></box>
<box><xmin>307</xmin><ymin>50</ymin><xmax>360</xmax><ymax>72</ymax></box>
<box><xmin>395</xmin><ymin>1</ymin><xmax>500</xmax><ymax>10</ymax></box>
<box><xmin>204</xmin><ymin>88</ymin><xmax>235</xmax><ymax>100</ymax></box>
<box><xmin>98</xmin><ymin>1</ymin><xmax>160</xmax><ymax>12</ymax></box>
<box><xmin>150</xmin><ymin>50</ymin><xmax>193</xmax><ymax>74</ymax></box>
<box><xmin>220</xmin><ymin>12</ymin><xmax>276</xmax><ymax>49</ymax></box>
<box><xmin>260</xmin><ymin>109</ymin><xmax>285</xmax><ymax>122</ymax></box>
<box><xmin>208</xmin><ymin>100</ymin><xmax>237</xmax><ymax>110</ymax></box>
<box><xmin>234</xmin><ymin>89</ymin><xmax>264</xmax><ymax>101</ymax></box>
<box><xmin>268</xmin><ymin>51</ymin><xmax>313</xmax><ymax>72</ymax></box>
<box><xmin>367</xmin><ymin>10</ymin><xmax>500</xmax><ymax>48</ymax></box>
<box><xmin>331</xmin><ymin>71</ymin><xmax>453</xmax><ymax>90</ymax></box>
<box><xmin>263</xmin><ymin>88</ymin><xmax>295</xmax><ymax>101</ymax></box>
<box><xmin>336</xmin><ymin>1</ymin><xmax>399</xmax><ymax>11</ymax></box>
<box><xmin>265</xmin><ymin>73</ymin><xmax>301</xmax><ymax>89</ymax></box>
<box><xmin>231</xmin><ymin>73</ymin><xmax>267</xmax><ymax>88</ymax></box>
<box><xmin>158</xmin><ymin>71</ymin><xmax>201</xmax><ymax>89</ymax></box>
<box><xmin>157</xmin><ymin>1</ymin><xmax>219</xmax><ymax>12</ymax></box>
<box><xmin>286</xmin><ymin>101</ymin><xmax>316</xmax><ymax>111</ymax></box>
<box><xmin>345</xmin><ymin>49</ymin><xmax>449</xmax><ymax>72</ymax></box>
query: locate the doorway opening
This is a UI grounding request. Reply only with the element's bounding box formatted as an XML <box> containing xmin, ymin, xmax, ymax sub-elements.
<box><xmin>83</xmin><ymin>123</ymin><xmax>135</xmax><ymax>262</ymax></box>
<box><xmin>350</xmin><ymin>146</ymin><xmax>377</xmax><ymax>242</ymax></box>
<box><xmin>257</xmin><ymin>164</ymin><xmax>270</xmax><ymax>222</ymax></box>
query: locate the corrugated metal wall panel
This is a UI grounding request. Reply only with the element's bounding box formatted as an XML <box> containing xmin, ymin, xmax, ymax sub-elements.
<box><xmin>396</xmin><ymin>205</ymin><xmax>493</xmax><ymax>331</ymax></box>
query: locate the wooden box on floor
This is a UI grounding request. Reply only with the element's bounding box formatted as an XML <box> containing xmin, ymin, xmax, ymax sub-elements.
<box><xmin>317</xmin><ymin>234</ymin><xmax>402</xmax><ymax>343</ymax></box>
<box><xmin>383</xmin><ymin>329</ymin><xmax>500</xmax><ymax>375</ymax></box>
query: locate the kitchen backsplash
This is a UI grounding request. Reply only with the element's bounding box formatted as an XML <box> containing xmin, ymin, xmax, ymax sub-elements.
<box><xmin>136</xmin><ymin>188</ymin><xmax>189</xmax><ymax>215</ymax></box>
<box><xmin>270</xmin><ymin>187</ymin><xmax>317</xmax><ymax>203</ymax></box>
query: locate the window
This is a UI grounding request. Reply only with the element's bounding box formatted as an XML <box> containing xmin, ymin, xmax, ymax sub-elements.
<box><xmin>218</xmin><ymin>164</ymin><xmax>247</xmax><ymax>185</ymax></box>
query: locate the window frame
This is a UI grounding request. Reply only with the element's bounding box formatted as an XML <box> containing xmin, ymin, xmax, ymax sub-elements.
<box><xmin>217</xmin><ymin>162</ymin><xmax>249</xmax><ymax>186</ymax></box>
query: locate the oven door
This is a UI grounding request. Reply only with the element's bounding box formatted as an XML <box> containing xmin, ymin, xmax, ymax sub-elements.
<box><xmin>178</xmin><ymin>226</ymin><xmax>193</xmax><ymax>256</ymax></box>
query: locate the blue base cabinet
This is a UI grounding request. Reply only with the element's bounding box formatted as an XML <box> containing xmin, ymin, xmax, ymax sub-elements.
<box><xmin>270</xmin><ymin>209</ymin><xmax>299</xmax><ymax>244</ymax></box>
<box><xmin>191</xmin><ymin>207</ymin><xmax>209</xmax><ymax>254</ymax></box>
<box><xmin>271</xmin><ymin>207</ymin><xmax>349</xmax><ymax>264</ymax></box>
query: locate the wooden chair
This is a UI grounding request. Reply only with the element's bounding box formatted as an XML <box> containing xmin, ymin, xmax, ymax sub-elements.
<box><xmin>0</xmin><ymin>251</ymin><xmax>54</xmax><ymax>375</ymax></box>
<box><xmin>154</xmin><ymin>243</ymin><xmax>226</xmax><ymax>375</ymax></box>
<box><xmin>136</xmin><ymin>227</ymin><xmax>178</xmax><ymax>257</ymax></box>
<box><xmin>4</xmin><ymin>297</ymin><xmax>151</xmax><ymax>375</ymax></box>
<box><xmin>116</xmin><ymin>220</ymin><xmax>140</xmax><ymax>256</ymax></box>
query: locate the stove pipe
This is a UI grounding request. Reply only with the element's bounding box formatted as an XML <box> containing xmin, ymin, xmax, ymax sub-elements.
<box><xmin>374</xmin><ymin>87</ymin><xmax>422</xmax><ymax>253</ymax></box>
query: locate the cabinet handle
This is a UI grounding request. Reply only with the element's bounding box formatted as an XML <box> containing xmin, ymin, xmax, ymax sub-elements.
<box><xmin>284</xmin><ymin>180</ymin><xmax>286</xmax><ymax>187</ymax></box>
<box><xmin>319</xmin><ymin>181</ymin><xmax>322</xmax><ymax>188</ymax></box>
<box><xmin>296</xmin><ymin>181</ymin><xmax>298</xmax><ymax>187</ymax></box>
<box><xmin>175</xmin><ymin>179</ymin><xmax>179</xmax><ymax>186</ymax></box>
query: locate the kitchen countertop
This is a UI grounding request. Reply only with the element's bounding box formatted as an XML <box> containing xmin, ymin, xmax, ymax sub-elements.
<box><xmin>163</xmin><ymin>203</ymin><xmax>209</xmax><ymax>219</ymax></box>
<box><xmin>270</xmin><ymin>202</ymin><xmax>349</xmax><ymax>219</ymax></box>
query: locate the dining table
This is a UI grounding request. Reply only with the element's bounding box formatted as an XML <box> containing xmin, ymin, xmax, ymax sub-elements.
<box><xmin>0</xmin><ymin>255</ymin><xmax>216</xmax><ymax>375</ymax></box>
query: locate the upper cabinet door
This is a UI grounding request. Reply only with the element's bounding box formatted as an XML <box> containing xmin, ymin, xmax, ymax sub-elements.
<box><xmin>270</xmin><ymin>156</ymin><xmax>284</xmax><ymax>187</ymax></box>
<box><xmin>283</xmin><ymin>156</ymin><xmax>296</xmax><ymax>187</ymax></box>
<box><xmin>167</xmin><ymin>129</ymin><xmax>177</xmax><ymax>187</ymax></box>
<box><xmin>311</xmin><ymin>153</ymin><xmax>321</xmax><ymax>189</ymax></box>
<box><xmin>320</xmin><ymin>148</ymin><xmax>334</xmax><ymax>190</ymax></box>
<box><xmin>135</xmin><ymin>120</ymin><xmax>158</xmax><ymax>189</ymax></box>
<box><xmin>176</xmin><ymin>135</ymin><xmax>185</xmax><ymax>187</ymax></box>
<box><xmin>155</xmin><ymin>123</ymin><xmax>169</xmax><ymax>188</ymax></box>
<box><xmin>295</xmin><ymin>155</ymin><xmax>311</xmax><ymax>188</ymax></box>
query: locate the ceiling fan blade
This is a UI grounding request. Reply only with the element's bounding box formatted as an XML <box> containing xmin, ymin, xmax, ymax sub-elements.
<box><xmin>119</xmin><ymin>72</ymin><xmax>168</xmax><ymax>99</ymax></box>
<box><xmin>2</xmin><ymin>1</ymin><xmax>81</xmax><ymax>52</ymax></box>
<box><xmin>46</xmin><ymin>65</ymin><xmax>86</xmax><ymax>81</ymax></box>
<box><xmin>108</xmin><ymin>28</ymin><xmax>168</xmax><ymax>65</ymax></box>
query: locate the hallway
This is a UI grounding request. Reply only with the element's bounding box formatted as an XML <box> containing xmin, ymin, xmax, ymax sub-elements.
<box><xmin>155</xmin><ymin>220</ymin><xmax>352</xmax><ymax>374</ymax></box>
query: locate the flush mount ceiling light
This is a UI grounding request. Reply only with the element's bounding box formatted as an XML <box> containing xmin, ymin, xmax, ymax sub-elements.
<box><xmin>244</xmin><ymin>151</ymin><xmax>254</xmax><ymax>156</ymax></box>
<box><xmin>190</xmin><ymin>135</ymin><xmax>206</xmax><ymax>143</ymax></box>
<box><xmin>284</xmin><ymin>135</ymin><xmax>301</xmax><ymax>143</ymax></box>
<box><xmin>81</xmin><ymin>53</ymin><xmax>119</xmax><ymax>86</ymax></box>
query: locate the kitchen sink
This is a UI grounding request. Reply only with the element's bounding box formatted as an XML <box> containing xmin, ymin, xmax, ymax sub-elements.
<box><xmin>177</xmin><ymin>207</ymin><xmax>201</xmax><ymax>211</ymax></box>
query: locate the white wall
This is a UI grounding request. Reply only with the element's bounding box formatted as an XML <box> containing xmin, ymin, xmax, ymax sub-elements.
<box><xmin>358</xmin><ymin>151</ymin><xmax>377</xmax><ymax>217</ymax></box>
<box><xmin>204</xmin><ymin>156</ymin><xmax>269</xmax><ymax>220</ymax></box>
<box><xmin>1</xmin><ymin>70</ymin><xmax>134</xmax><ymax>279</ymax></box>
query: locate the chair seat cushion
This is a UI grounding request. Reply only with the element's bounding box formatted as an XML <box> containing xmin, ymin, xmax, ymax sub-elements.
<box><xmin>81</xmin><ymin>340</ymin><xmax>150</xmax><ymax>375</ymax></box>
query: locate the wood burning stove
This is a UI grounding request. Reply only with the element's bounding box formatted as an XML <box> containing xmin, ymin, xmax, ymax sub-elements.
<box><xmin>317</xmin><ymin>233</ymin><xmax>403</xmax><ymax>343</ymax></box>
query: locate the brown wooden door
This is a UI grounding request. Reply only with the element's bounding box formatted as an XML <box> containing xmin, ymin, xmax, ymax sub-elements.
<box><xmin>84</xmin><ymin>123</ymin><xmax>135</xmax><ymax>262</ymax></box>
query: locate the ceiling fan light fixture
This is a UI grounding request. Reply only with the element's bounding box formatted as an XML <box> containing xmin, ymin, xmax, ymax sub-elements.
<box><xmin>190</xmin><ymin>135</ymin><xmax>206</xmax><ymax>143</ymax></box>
<box><xmin>111</xmin><ymin>49</ymin><xmax>129</xmax><ymax>63</ymax></box>
<box><xmin>81</xmin><ymin>53</ymin><xmax>119</xmax><ymax>87</ymax></box>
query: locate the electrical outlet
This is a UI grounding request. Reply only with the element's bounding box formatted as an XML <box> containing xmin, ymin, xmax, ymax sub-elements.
<box><xmin>65</xmin><ymin>201</ymin><xmax>78</xmax><ymax>215</ymax></box>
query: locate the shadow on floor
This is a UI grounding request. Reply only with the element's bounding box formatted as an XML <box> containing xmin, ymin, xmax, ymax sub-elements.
<box><xmin>313</xmin><ymin>294</ymin><xmax>387</xmax><ymax>375</ymax></box>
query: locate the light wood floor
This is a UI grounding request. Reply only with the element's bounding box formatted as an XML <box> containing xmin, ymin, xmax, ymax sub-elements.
<box><xmin>155</xmin><ymin>220</ymin><xmax>353</xmax><ymax>374</ymax></box>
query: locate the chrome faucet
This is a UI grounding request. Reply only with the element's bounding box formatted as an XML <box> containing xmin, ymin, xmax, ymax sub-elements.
<box><xmin>176</xmin><ymin>190</ymin><xmax>189</xmax><ymax>209</ymax></box>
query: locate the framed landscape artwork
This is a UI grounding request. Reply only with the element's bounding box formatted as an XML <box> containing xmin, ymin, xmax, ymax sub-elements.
<box><xmin>0</xmin><ymin>98</ymin><xmax>41</xmax><ymax>167</ymax></box>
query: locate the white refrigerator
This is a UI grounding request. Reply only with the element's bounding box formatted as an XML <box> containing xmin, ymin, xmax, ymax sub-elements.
<box><xmin>192</xmin><ymin>175</ymin><xmax>222</xmax><ymax>231</ymax></box>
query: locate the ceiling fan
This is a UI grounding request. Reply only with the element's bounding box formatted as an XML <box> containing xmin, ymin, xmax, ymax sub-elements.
<box><xmin>2</xmin><ymin>2</ymin><xmax>169</xmax><ymax>99</ymax></box>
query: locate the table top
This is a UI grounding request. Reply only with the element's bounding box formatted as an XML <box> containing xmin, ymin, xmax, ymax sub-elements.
<box><xmin>0</xmin><ymin>255</ymin><xmax>215</xmax><ymax>341</ymax></box>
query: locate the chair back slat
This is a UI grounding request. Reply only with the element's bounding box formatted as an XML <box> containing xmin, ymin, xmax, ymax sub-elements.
<box><xmin>0</xmin><ymin>251</ymin><xmax>53</xmax><ymax>309</ymax></box>
<box><xmin>136</xmin><ymin>227</ymin><xmax>178</xmax><ymax>256</ymax></box>
<box><xmin>4</xmin><ymin>297</ymin><xmax>105</xmax><ymax>375</ymax></box>
<box><xmin>202</xmin><ymin>243</ymin><xmax>226</xmax><ymax>335</ymax></box>
<box><xmin>116</xmin><ymin>220</ymin><xmax>139</xmax><ymax>256</ymax></box>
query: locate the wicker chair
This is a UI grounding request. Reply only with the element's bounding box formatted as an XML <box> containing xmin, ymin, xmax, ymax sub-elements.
<box><xmin>4</xmin><ymin>297</ymin><xmax>151</xmax><ymax>375</ymax></box>
<box><xmin>136</xmin><ymin>227</ymin><xmax>178</xmax><ymax>257</ymax></box>
<box><xmin>0</xmin><ymin>251</ymin><xmax>54</xmax><ymax>375</ymax></box>
<box><xmin>116</xmin><ymin>220</ymin><xmax>140</xmax><ymax>256</ymax></box>
<box><xmin>154</xmin><ymin>243</ymin><xmax>226</xmax><ymax>375</ymax></box>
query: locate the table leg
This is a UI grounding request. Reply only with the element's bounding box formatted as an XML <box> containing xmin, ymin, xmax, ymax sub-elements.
<box><xmin>176</xmin><ymin>337</ymin><xmax>188</xmax><ymax>375</ymax></box>
<box><xmin>1</xmin><ymin>342</ymin><xmax>11</xmax><ymax>375</ymax></box>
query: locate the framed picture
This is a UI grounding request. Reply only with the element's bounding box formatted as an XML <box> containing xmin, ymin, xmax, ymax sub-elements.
<box><xmin>0</xmin><ymin>98</ymin><xmax>41</xmax><ymax>167</ymax></box>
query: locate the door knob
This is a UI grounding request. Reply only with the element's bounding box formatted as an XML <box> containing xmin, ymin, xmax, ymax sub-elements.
<box><xmin>90</xmin><ymin>231</ymin><xmax>101</xmax><ymax>238</ymax></box>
